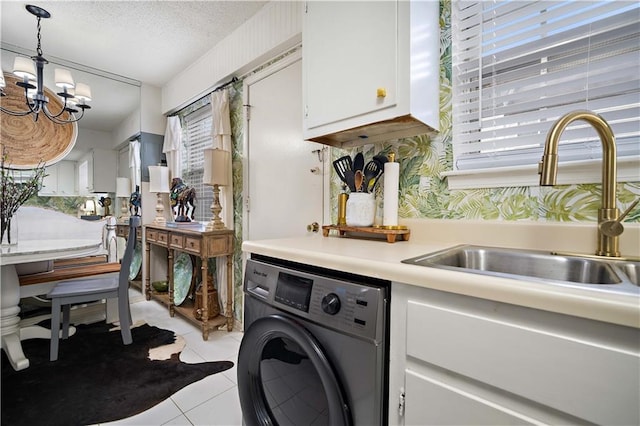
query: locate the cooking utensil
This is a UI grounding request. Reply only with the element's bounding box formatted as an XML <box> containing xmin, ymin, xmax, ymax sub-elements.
<box><xmin>363</xmin><ymin>160</ymin><xmax>382</xmax><ymax>192</ymax></box>
<box><xmin>353</xmin><ymin>152</ymin><xmax>365</xmax><ymax>173</ymax></box>
<box><xmin>344</xmin><ymin>170</ymin><xmax>357</xmax><ymax>192</ymax></box>
<box><xmin>373</xmin><ymin>154</ymin><xmax>388</xmax><ymax>168</ymax></box>
<box><xmin>354</xmin><ymin>170</ymin><xmax>364</xmax><ymax>192</ymax></box>
<box><xmin>332</xmin><ymin>155</ymin><xmax>353</xmax><ymax>184</ymax></box>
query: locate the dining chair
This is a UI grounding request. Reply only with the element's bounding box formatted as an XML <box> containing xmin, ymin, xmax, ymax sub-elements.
<box><xmin>47</xmin><ymin>216</ymin><xmax>141</xmax><ymax>361</ymax></box>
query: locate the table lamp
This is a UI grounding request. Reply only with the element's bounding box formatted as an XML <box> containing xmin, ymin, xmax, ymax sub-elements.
<box><xmin>116</xmin><ymin>177</ymin><xmax>131</xmax><ymax>222</ymax></box>
<box><xmin>203</xmin><ymin>148</ymin><xmax>230</xmax><ymax>230</ymax></box>
<box><xmin>148</xmin><ymin>165</ymin><xmax>170</xmax><ymax>226</ymax></box>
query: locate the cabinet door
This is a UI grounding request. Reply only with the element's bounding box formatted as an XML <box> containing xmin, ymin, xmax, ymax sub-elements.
<box><xmin>57</xmin><ymin>161</ymin><xmax>77</xmax><ymax>195</ymax></box>
<box><xmin>304</xmin><ymin>1</ymin><xmax>397</xmax><ymax>131</ymax></box>
<box><xmin>405</xmin><ymin>370</ymin><xmax>537</xmax><ymax>425</ymax></box>
<box><xmin>78</xmin><ymin>159</ymin><xmax>90</xmax><ymax>195</ymax></box>
<box><xmin>39</xmin><ymin>164</ymin><xmax>59</xmax><ymax>195</ymax></box>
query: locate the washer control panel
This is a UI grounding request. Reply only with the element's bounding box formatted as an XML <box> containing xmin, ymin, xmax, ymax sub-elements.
<box><xmin>245</xmin><ymin>258</ymin><xmax>387</xmax><ymax>342</ymax></box>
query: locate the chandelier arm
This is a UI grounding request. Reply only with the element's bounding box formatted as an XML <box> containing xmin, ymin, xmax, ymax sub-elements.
<box><xmin>0</xmin><ymin>105</ymin><xmax>36</xmax><ymax>117</ymax></box>
<box><xmin>42</xmin><ymin>96</ymin><xmax>70</xmax><ymax>119</ymax></box>
<box><xmin>42</xmin><ymin>105</ymin><xmax>84</xmax><ymax>124</ymax></box>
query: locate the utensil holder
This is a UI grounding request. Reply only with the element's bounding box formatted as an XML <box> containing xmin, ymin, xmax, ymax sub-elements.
<box><xmin>346</xmin><ymin>193</ymin><xmax>375</xmax><ymax>227</ymax></box>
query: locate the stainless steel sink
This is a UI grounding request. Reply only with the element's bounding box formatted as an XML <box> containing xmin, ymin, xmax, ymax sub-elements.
<box><xmin>402</xmin><ymin>245</ymin><xmax>640</xmax><ymax>294</ymax></box>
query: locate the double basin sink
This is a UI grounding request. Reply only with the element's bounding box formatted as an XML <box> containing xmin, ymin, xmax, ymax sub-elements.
<box><xmin>402</xmin><ymin>245</ymin><xmax>640</xmax><ymax>295</ymax></box>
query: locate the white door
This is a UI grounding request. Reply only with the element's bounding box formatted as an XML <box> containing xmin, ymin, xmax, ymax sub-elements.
<box><xmin>244</xmin><ymin>52</ymin><xmax>326</xmax><ymax>241</ymax></box>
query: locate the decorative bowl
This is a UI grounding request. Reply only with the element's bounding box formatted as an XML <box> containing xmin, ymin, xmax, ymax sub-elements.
<box><xmin>152</xmin><ymin>280</ymin><xmax>169</xmax><ymax>293</ymax></box>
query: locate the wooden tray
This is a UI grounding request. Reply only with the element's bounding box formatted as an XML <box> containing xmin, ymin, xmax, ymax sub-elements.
<box><xmin>322</xmin><ymin>225</ymin><xmax>410</xmax><ymax>243</ymax></box>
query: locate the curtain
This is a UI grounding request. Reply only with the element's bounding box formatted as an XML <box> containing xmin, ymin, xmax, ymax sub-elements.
<box><xmin>210</xmin><ymin>89</ymin><xmax>234</xmax><ymax>316</ymax></box>
<box><xmin>128</xmin><ymin>139</ymin><xmax>141</xmax><ymax>194</ymax></box>
<box><xmin>163</xmin><ymin>116</ymin><xmax>183</xmax><ymax>180</ymax></box>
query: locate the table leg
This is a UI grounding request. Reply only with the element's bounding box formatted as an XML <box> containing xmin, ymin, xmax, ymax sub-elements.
<box><xmin>145</xmin><ymin>238</ymin><xmax>151</xmax><ymax>300</ymax></box>
<box><xmin>1</xmin><ymin>265</ymin><xmax>29</xmax><ymax>370</ymax></box>
<box><xmin>201</xmin><ymin>256</ymin><xmax>209</xmax><ymax>340</ymax></box>
<box><xmin>226</xmin><ymin>253</ymin><xmax>233</xmax><ymax>331</ymax></box>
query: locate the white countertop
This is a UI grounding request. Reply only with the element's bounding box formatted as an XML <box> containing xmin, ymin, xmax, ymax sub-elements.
<box><xmin>243</xmin><ymin>219</ymin><xmax>640</xmax><ymax>329</ymax></box>
<box><xmin>0</xmin><ymin>239</ymin><xmax>102</xmax><ymax>266</ymax></box>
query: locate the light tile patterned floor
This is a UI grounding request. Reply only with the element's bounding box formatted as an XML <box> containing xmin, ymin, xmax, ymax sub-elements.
<box><xmin>99</xmin><ymin>290</ymin><xmax>243</xmax><ymax>426</ymax></box>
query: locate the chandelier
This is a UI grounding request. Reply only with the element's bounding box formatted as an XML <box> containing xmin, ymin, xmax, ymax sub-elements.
<box><xmin>0</xmin><ymin>4</ymin><xmax>91</xmax><ymax>124</ymax></box>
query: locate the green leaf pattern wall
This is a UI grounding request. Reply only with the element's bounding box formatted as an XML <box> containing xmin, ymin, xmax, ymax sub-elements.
<box><xmin>329</xmin><ymin>0</ymin><xmax>639</xmax><ymax>224</ymax></box>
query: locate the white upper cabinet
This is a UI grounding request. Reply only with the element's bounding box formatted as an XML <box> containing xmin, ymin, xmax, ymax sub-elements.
<box><xmin>38</xmin><ymin>161</ymin><xmax>78</xmax><ymax>196</ymax></box>
<box><xmin>78</xmin><ymin>149</ymin><xmax>117</xmax><ymax>194</ymax></box>
<box><xmin>302</xmin><ymin>0</ymin><xmax>440</xmax><ymax>148</ymax></box>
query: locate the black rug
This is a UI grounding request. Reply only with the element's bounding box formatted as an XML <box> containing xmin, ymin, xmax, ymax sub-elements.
<box><xmin>1</xmin><ymin>322</ymin><xmax>234</xmax><ymax>426</ymax></box>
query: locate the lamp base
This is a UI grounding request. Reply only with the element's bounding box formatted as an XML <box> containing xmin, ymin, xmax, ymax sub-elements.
<box><xmin>206</xmin><ymin>184</ymin><xmax>226</xmax><ymax>231</ymax></box>
<box><xmin>153</xmin><ymin>192</ymin><xmax>166</xmax><ymax>226</ymax></box>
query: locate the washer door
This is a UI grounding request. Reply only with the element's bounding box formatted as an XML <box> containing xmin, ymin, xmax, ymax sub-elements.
<box><xmin>238</xmin><ymin>314</ymin><xmax>352</xmax><ymax>426</ymax></box>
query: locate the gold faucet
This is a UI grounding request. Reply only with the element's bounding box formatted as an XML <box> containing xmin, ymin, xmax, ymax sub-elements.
<box><xmin>538</xmin><ymin>110</ymin><xmax>625</xmax><ymax>257</ymax></box>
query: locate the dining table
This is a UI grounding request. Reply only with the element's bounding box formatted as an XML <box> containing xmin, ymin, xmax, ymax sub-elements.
<box><xmin>1</xmin><ymin>239</ymin><xmax>102</xmax><ymax>370</ymax></box>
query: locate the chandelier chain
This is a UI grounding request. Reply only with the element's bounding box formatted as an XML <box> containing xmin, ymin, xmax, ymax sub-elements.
<box><xmin>36</xmin><ymin>16</ymin><xmax>43</xmax><ymax>57</ymax></box>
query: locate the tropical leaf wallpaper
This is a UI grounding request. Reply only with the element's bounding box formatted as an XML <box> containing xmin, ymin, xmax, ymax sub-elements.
<box><xmin>329</xmin><ymin>0</ymin><xmax>639</xmax><ymax>225</ymax></box>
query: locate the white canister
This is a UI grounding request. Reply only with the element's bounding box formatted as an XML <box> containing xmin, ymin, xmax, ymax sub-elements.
<box><xmin>345</xmin><ymin>192</ymin><xmax>376</xmax><ymax>227</ymax></box>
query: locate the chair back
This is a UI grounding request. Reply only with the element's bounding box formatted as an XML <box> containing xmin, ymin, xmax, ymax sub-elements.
<box><xmin>119</xmin><ymin>216</ymin><xmax>141</xmax><ymax>296</ymax></box>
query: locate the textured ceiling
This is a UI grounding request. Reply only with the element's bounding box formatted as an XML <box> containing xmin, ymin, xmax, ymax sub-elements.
<box><xmin>1</xmin><ymin>1</ymin><xmax>268</xmax><ymax>87</ymax></box>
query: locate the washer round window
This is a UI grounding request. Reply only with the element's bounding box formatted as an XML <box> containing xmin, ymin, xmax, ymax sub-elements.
<box><xmin>238</xmin><ymin>315</ymin><xmax>351</xmax><ymax>426</ymax></box>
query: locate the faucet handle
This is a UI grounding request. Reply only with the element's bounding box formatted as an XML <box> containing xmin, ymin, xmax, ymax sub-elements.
<box><xmin>599</xmin><ymin>198</ymin><xmax>639</xmax><ymax>237</ymax></box>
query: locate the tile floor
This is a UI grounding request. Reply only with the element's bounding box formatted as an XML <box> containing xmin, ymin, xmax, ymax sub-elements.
<box><xmin>100</xmin><ymin>289</ymin><xmax>244</xmax><ymax>426</ymax></box>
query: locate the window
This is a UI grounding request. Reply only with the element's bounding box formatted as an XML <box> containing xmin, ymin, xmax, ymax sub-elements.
<box><xmin>449</xmin><ymin>1</ymin><xmax>640</xmax><ymax>188</ymax></box>
<box><xmin>180</xmin><ymin>106</ymin><xmax>214</xmax><ymax>222</ymax></box>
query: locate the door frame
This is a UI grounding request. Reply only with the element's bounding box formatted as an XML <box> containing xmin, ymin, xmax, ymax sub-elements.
<box><xmin>241</xmin><ymin>48</ymin><xmax>330</xmax><ymax>246</ymax></box>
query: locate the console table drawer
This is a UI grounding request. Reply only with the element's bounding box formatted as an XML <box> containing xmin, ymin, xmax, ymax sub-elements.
<box><xmin>170</xmin><ymin>234</ymin><xmax>184</xmax><ymax>249</ymax></box>
<box><xmin>146</xmin><ymin>229</ymin><xmax>168</xmax><ymax>244</ymax></box>
<box><xmin>207</xmin><ymin>236</ymin><xmax>230</xmax><ymax>256</ymax></box>
<box><xmin>184</xmin><ymin>237</ymin><xmax>201</xmax><ymax>254</ymax></box>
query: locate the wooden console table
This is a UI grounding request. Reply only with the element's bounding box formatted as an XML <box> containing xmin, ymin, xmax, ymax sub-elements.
<box><xmin>143</xmin><ymin>223</ymin><xmax>234</xmax><ymax>340</ymax></box>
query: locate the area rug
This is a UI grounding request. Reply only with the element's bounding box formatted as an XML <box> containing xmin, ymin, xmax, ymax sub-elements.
<box><xmin>1</xmin><ymin>322</ymin><xmax>234</xmax><ymax>426</ymax></box>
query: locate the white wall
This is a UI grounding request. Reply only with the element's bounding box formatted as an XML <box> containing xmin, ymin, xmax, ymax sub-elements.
<box><xmin>112</xmin><ymin>106</ymin><xmax>140</xmax><ymax>147</ymax></box>
<box><xmin>162</xmin><ymin>1</ymin><xmax>302</xmax><ymax>114</ymax></box>
<box><xmin>77</xmin><ymin>128</ymin><xmax>112</xmax><ymax>151</ymax></box>
<box><xmin>141</xmin><ymin>84</ymin><xmax>165</xmax><ymax>135</ymax></box>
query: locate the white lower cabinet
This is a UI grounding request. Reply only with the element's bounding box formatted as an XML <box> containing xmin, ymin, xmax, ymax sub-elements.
<box><xmin>389</xmin><ymin>282</ymin><xmax>640</xmax><ymax>425</ymax></box>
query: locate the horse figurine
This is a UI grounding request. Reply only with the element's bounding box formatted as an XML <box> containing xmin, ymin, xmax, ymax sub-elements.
<box><xmin>129</xmin><ymin>185</ymin><xmax>141</xmax><ymax>216</ymax></box>
<box><xmin>170</xmin><ymin>177</ymin><xmax>196</xmax><ymax>222</ymax></box>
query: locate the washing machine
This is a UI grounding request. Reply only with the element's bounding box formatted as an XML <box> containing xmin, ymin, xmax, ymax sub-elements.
<box><xmin>238</xmin><ymin>254</ymin><xmax>390</xmax><ymax>426</ymax></box>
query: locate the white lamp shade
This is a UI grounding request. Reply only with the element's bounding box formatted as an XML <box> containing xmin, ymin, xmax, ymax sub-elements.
<box><xmin>74</xmin><ymin>82</ymin><xmax>92</xmax><ymax>102</ymax></box>
<box><xmin>203</xmin><ymin>148</ymin><xmax>230</xmax><ymax>186</ymax></box>
<box><xmin>148</xmin><ymin>166</ymin><xmax>170</xmax><ymax>193</ymax></box>
<box><xmin>54</xmin><ymin>68</ymin><xmax>75</xmax><ymax>89</ymax></box>
<box><xmin>116</xmin><ymin>177</ymin><xmax>131</xmax><ymax>197</ymax></box>
<box><xmin>13</xmin><ymin>57</ymin><xmax>36</xmax><ymax>80</ymax></box>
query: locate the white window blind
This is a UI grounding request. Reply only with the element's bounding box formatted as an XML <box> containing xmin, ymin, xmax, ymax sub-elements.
<box><xmin>181</xmin><ymin>106</ymin><xmax>213</xmax><ymax>222</ymax></box>
<box><xmin>452</xmin><ymin>0</ymin><xmax>640</xmax><ymax>172</ymax></box>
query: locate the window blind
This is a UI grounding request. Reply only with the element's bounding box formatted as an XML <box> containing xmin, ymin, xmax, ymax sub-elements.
<box><xmin>181</xmin><ymin>106</ymin><xmax>214</xmax><ymax>222</ymax></box>
<box><xmin>452</xmin><ymin>0</ymin><xmax>640</xmax><ymax>171</ymax></box>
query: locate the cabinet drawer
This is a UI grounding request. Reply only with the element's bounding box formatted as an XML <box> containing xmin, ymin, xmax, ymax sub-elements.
<box><xmin>170</xmin><ymin>234</ymin><xmax>184</xmax><ymax>249</ymax></box>
<box><xmin>183</xmin><ymin>237</ymin><xmax>201</xmax><ymax>254</ymax></box>
<box><xmin>146</xmin><ymin>229</ymin><xmax>168</xmax><ymax>245</ymax></box>
<box><xmin>156</xmin><ymin>231</ymin><xmax>168</xmax><ymax>244</ymax></box>
<box><xmin>146</xmin><ymin>229</ymin><xmax>158</xmax><ymax>242</ymax></box>
<box><xmin>406</xmin><ymin>301</ymin><xmax>640</xmax><ymax>425</ymax></box>
<box><xmin>207</xmin><ymin>236</ymin><xmax>229</xmax><ymax>256</ymax></box>
<box><xmin>116</xmin><ymin>227</ymin><xmax>127</xmax><ymax>238</ymax></box>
